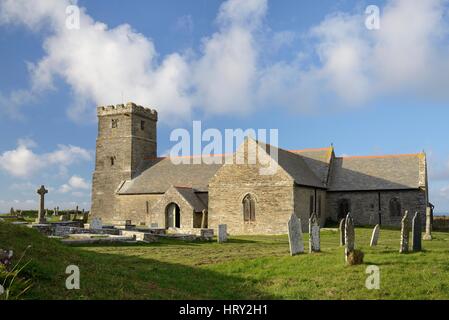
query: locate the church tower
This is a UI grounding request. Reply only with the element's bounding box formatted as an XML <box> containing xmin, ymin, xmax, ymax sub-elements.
<box><xmin>90</xmin><ymin>102</ymin><xmax>158</xmax><ymax>223</ymax></box>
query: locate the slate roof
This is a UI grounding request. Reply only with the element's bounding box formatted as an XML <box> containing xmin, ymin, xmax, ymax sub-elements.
<box><xmin>117</xmin><ymin>141</ymin><xmax>426</xmax><ymax>194</ymax></box>
<box><xmin>328</xmin><ymin>154</ymin><xmax>425</xmax><ymax>191</ymax></box>
<box><xmin>290</xmin><ymin>147</ymin><xmax>333</xmax><ymax>185</ymax></box>
<box><xmin>118</xmin><ymin>156</ymin><xmax>225</xmax><ymax>194</ymax></box>
<box><xmin>257</xmin><ymin>142</ymin><xmax>325</xmax><ymax>188</ymax></box>
<box><xmin>173</xmin><ymin>187</ymin><xmax>207</xmax><ymax>213</ymax></box>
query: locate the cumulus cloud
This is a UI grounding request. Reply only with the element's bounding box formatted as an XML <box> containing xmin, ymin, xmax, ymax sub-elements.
<box><xmin>59</xmin><ymin>175</ymin><xmax>89</xmax><ymax>193</ymax></box>
<box><xmin>0</xmin><ymin>139</ymin><xmax>92</xmax><ymax>178</ymax></box>
<box><xmin>1</xmin><ymin>0</ymin><xmax>449</xmax><ymax>120</ymax></box>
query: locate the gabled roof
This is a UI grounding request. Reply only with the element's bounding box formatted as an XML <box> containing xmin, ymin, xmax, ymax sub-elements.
<box><xmin>118</xmin><ymin>156</ymin><xmax>225</xmax><ymax>194</ymax></box>
<box><xmin>256</xmin><ymin>141</ymin><xmax>325</xmax><ymax>188</ymax></box>
<box><xmin>290</xmin><ymin>147</ymin><xmax>333</xmax><ymax>185</ymax></box>
<box><xmin>328</xmin><ymin>153</ymin><xmax>426</xmax><ymax>191</ymax></box>
<box><xmin>173</xmin><ymin>186</ymin><xmax>207</xmax><ymax>213</ymax></box>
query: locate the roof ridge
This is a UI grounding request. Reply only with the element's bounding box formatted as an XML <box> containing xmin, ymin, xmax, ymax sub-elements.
<box><xmin>289</xmin><ymin>147</ymin><xmax>332</xmax><ymax>153</ymax></box>
<box><xmin>340</xmin><ymin>153</ymin><xmax>422</xmax><ymax>160</ymax></box>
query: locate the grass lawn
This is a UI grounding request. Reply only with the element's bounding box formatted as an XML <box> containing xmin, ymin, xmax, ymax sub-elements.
<box><xmin>1</xmin><ymin>221</ymin><xmax>448</xmax><ymax>300</ymax></box>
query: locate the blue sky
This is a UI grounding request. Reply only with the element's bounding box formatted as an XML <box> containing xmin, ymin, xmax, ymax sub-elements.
<box><xmin>0</xmin><ymin>0</ymin><xmax>449</xmax><ymax>213</ymax></box>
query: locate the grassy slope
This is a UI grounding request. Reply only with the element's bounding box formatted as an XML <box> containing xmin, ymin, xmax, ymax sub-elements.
<box><xmin>1</xmin><ymin>221</ymin><xmax>449</xmax><ymax>300</ymax></box>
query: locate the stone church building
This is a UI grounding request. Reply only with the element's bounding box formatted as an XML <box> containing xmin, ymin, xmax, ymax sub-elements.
<box><xmin>91</xmin><ymin>103</ymin><xmax>430</xmax><ymax>234</ymax></box>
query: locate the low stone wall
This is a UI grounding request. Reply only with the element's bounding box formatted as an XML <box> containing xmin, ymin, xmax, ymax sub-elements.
<box><xmin>120</xmin><ymin>230</ymin><xmax>159</xmax><ymax>242</ymax></box>
<box><xmin>54</xmin><ymin>226</ymin><xmax>120</xmax><ymax>237</ymax></box>
<box><xmin>433</xmin><ymin>216</ymin><xmax>449</xmax><ymax>231</ymax></box>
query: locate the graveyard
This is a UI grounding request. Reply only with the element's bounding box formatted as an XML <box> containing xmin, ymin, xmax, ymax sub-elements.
<box><xmin>1</xmin><ymin>217</ymin><xmax>449</xmax><ymax>300</ymax></box>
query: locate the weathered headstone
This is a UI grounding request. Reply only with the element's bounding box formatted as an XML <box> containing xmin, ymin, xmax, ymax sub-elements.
<box><xmin>287</xmin><ymin>213</ymin><xmax>304</xmax><ymax>255</ymax></box>
<box><xmin>412</xmin><ymin>212</ymin><xmax>422</xmax><ymax>252</ymax></box>
<box><xmin>10</xmin><ymin>207</ymin><xmax>15</xmax><ymax>215</ymax></box>
<box><xmin>35</xmin><ymin>185</ymin><xmax>48</xmax><ymax>224</ymax></box>
<box><xmin>309</xmin><ymin>213</ymin><xmax>320</xmax><ymax>253</ymax></box>
<box><xmin>218</xmin><ymin>224</ymin><xmax>227</xmax><ymax>243</ymax></box>
<box><xmin>45</xmin><ymin>209</ymin><xmax>49</xmax><ymax>217</ymax></box>
<box><xmin>423</xmin><ymin>206</ymin><xmax>432</xmax><ymax>240</ymax></box>
<box><xmin>339</xmin><ymin>218</ymin><xmax>346</xmax><ymax>246</ymax></box>
<box><xmin>90</xmin><ymin>217</ymin><xmax>103</xmax><ymax>230</ymax></box>
<box><xmin>59</xmin><ymin>214</ymin><xmax>69</xmax><ymax>221</ymax></box>
<box><xmin>370</xmin><ymin>224</ymin><xmax>380</xmax><ymax>247</ymax></box>
<box><xmin>344</xmin><ymin>213</ymin><xmax>355</xmax><ymax>262</ymax></box>
<box><xmin>400</xmin><ymin>211</ymin><xmax>410</xmax><ymax>253</ymax></box>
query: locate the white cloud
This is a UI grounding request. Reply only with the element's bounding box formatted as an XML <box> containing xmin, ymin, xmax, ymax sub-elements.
<box><xmin>58</xmin><ymin>175</ymin><xmax>90</xmax><ymax>193</ymax></box>
<box><xmin>0</xmin><ymin>139</ymin><xmax>92</xmax><ymax>178</ymax></box>
<box><xmin>1</xmin><ymin>0</ymin><xmax>449</xmax><ymax>120</ymax></box>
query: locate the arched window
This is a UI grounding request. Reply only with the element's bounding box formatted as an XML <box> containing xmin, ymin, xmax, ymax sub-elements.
<box><xmin>110</xmin><ymin>156</ymin><xmax>115</xmax><ymax>166</ymax></box>
<box><xmin>111</xmin><ymin>119</ymin><xmax>119</xmax><ymax>128</ymax></box>
<box><xmin>243</xmin><ymin>194</ymin><xmax>256</xmax><ymax>222</ymax></box>
<box><xmin>389</xmin><ymin>198</ymin><xmax>401</xmax><ymax>217</ymax></box>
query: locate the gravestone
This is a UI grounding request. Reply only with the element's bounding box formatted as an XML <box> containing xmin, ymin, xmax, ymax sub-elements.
<box><xmin>90</xmin><ymin>217</ymin><xmax>103</xmax><ymax>230</ymax></box>
<box><xmin>309</xmin><ymin>213</ymin><xmax>320</xmax><ymax>253</ymax></box>
<box><xmin>344</xmin><ymin>213</ymin><xmax>355</xmax><ymax>262</ymax></box>
<box><xmin>287</xmin><ymin>213</ymin><xmax>304</xmax><ymax>255</ymax></box>
<box><xmin>45</xmin><ymin>209</ymin><xmax>49</xmax><ymax>217</ymax></box>
<box><xmin>10</xmin><ymin>207</ymin><xmax>15</xmax><ymax>215</ymax></box>
<box><xmin>423</xmin><ymin>207</ymin><xmax>432</xmax><ymax>240</ymax></box>
<box><xmin>412</xmin><ymin>212</ymin><xmax>422</xmax><ymax>252</ymax></box>
<box><xmin>218</xmin><ymin>224</ymin><xmax>227</xmax><ymax>243</ymax></box>
<box><xmin>339</xmin><ymin>218</ymin><xmax>346</xmax><ymax>246</ymax></box>
<box><xmin>35</xmin><ymin>185</ymin><xmax>48</xmax><ymax>224</ymax></box>
<box><xmin>370</xmin><ymin>224</ymin><xmax>380</xmax><ymax>247</ymax></box>
<box><xmin>399</xmin><ymin>211</ymin><xmax>410</xmax><ymax>253</ymax></box>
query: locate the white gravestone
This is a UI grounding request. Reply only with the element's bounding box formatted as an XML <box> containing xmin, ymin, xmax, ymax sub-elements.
<box><xmin>400</xmin><ymin>211</ymin><xmax>410</xmax><ymax>253</ymax></box>
<box><xmin>370</xmin><ymin>224</ymin><xmax>380</xmax><ymax>247</ymax></box>
<box><xmin>90</xmin><ymin>217</ymin><xmax>103</xmax><ymax>230</ymax></box>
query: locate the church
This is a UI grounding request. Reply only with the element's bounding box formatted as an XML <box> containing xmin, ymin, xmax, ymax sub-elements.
<box><xmin>91</xmin><ymin>102</ymin><xmax>430</xmax><ymax>234</ymax></box>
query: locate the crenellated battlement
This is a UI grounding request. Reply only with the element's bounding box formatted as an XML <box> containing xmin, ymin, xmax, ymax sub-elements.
<box><xmin>97</xmin><ymin>102</ymin><xmax>158</xmax><ymax>121</ymax></box>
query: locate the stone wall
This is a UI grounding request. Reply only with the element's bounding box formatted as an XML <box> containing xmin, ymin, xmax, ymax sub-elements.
<box><xmin>114</xmin><ymin>194</ymin><xmax>161</xmax><ymax>226</ymax></box>
<box><xmin>208</xmin><ymin>144</ymin><xmax>295</xmax><ymax>235</ymax></box>
<box><xmin>294</xmin><ymin>186</ymin><xmax>327</xmax><ymax>232</ymax></box>
<box><xmin>326</xmin><ymin>189</ymin><xmax>427</xmax><ymax>227</ymax></box>
<box><xmin>433</xmin><ymin>216</ymin><xmax>449</xmax><ymax>231</ymax></box>
<box><xmin>91</xmin><ymin>103</ymin><xmax>158</xmax><ymax>224</ymax></box>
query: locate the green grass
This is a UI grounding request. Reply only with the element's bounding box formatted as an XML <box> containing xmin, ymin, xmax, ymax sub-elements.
<box><xmin>1</xmin><ymin>221</ymin><xmax>449</xmax><ymax>300</ymax></box>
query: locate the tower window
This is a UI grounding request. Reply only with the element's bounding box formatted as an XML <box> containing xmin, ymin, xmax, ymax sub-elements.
<box><xmin>111</xmin><ymin>119</ymin><xmax>119</xmax><ymax>128</ymax></box>
<box><xmin>141</xmin><ymin>120</ymin><xmax>145</xmax><ymax>130</ymax></box>
<box><xmin>110</xmin><ymin>156</ymin><xmax>116</xmax><ymax>166</ymax></box>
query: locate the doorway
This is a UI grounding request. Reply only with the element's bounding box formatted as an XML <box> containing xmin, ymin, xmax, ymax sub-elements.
<box><xmin>165</xmin><ymin>203</ymin><xmax>181</xmax><ymax>228</ymax></box>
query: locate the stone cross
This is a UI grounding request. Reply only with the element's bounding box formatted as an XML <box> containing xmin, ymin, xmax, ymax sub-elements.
<box><xmin>339</xmin><ymin>218</ymin><xmax>346</xmax><ymax>246</ymax></box>
<box><xmin>412</xmin><ymin>212</ymin><xmax>422</xmax><ymax>252</ymax></box>
<box><xmin>344</xmin><ymin>213</ymin><xmax>355</xmax><ymax>262</ymax></box>
<box><xmin>36</xmin><ymin>185</ymin><xmax>48</xmax><ymax>224</ymax></box>
<box><xmin>287</xmin><ymin>213</ymin><xmax>304</xmax><ymax>255</ymax></box>
<box><xmin>309</xmin><ymin>213</ymin><xmax>320</xmax><ymax>253</ymax></box>
<box><xmin>370</xmin><ymin>224</ymin><xmax>380</xmax><ymax>247</ymax></box>
<box><xmin>217</xmin><ymin>224</ymin><xmax>227</xmax><ymax>243</ymax></box>
<box><xmin>423</xmin><ymin>206</ymin><xmax>432</xmax><ymax>240</ymax></box>
<box><xmin>399</xmin><ymin>211</ymin><xmax>410</xmax><ymax>253</ymax></box>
